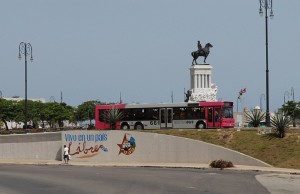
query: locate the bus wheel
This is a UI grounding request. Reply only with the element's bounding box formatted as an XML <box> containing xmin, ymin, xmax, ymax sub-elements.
<box><xmin>196</xmin><ymin>122</ymin><xmax>206</xmax><ymax>129</ymax></box>
<box><xmin>135</xmin><ymin>123</ymin><xmax>144</xmax><ymax>130</ymax></box>
<box><xmin>121</xmin><ymin>123</ymin><xmax>130</xmax><ymax>130</ymax></box>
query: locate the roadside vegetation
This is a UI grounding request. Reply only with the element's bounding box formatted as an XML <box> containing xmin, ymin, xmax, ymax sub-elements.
<box><xmin>210</xmin><ymin>159</ymin><xmax>234</xmax><ymax>169</ymax></box>
<box><xmin>101</xmin><ymin>106</ymin><xmax>124</xmax><ymax>130</ymax></box>
<box><xmin>143</xmin><ymin>128</ymin><xmax>300</xmax><ymax>169</ymax></box>
<box><xmin>244</xmin><ymin>109</ymin><xmax>265</xmax><ymax>127</ymax></box>
<box><xmin>0</xmin><ymin>98</ymin><xmax>104</xmax><ymax>130</ymax></box>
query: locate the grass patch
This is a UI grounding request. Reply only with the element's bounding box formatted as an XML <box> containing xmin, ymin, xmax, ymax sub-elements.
<box><xmin>142</xmin><ymin>128</ymin><xmax>300</xmax><ymax>169</ymax></box>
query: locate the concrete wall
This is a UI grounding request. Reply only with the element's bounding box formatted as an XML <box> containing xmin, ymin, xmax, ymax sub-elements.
<box><xmin>0</xmin><ymin>130</ymin><xmax>270</xmax><ymax>167</ymax></box>
<box><xmin>0</xmin><ymin>132</ymin><xmax>61</xmax><ymax>160</ymax></box>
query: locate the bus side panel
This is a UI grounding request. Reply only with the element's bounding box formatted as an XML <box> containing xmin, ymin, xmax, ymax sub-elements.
<box><xmin>221</xmin><ymin>118</ymin><xmax>235</xmax><ymax>128</ymax></box>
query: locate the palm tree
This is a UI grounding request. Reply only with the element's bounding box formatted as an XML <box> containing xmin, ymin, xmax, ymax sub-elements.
<box><xmin>101</xmin><ymin>106</ymin><xmax>123</xmax><ymax>130</ymax></box>
<box><xmin>270</xmin><ymin>114</ymin><xmax>291</xmax><ymax>138</ymax></box>
<box><xmin>244</xmin><ymin>109</ymin><xmax>266</xmax><ymax>127</ymax></box>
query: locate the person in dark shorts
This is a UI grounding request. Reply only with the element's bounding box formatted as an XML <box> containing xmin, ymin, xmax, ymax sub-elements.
<box><xmin>63</xmin><ymin>145</ymin><xmax>69</xmax><ymax>164</ymax></box>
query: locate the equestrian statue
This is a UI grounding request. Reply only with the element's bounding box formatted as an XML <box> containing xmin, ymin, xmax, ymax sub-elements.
<box><xmin>191</xmin><ymin>41</ymin><xmax>213</xmax><ymax>65</ymax></box>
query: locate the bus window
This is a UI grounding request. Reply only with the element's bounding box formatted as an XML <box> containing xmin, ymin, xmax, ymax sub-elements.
<box><xmin>222</xmin><ymin>107</ymin><xmax>233</xmax><ymax>118</ymax></box>
<box><xmin>99</xmin><ymin>110</ymin><xmax>105</xmax><ymax>121</ymax></box>
<box><xmin>160</xmin><ymin>109</ymin><xmax>165</xmax><ymax>123</ymax></box>
<box><xmin>200</xmin><ymin>107</ymin><xmax>205</xmax><ymax>119</ymax></box>
<box><xmin>152</xmin><ymin>108</ymin><xmax>159</xmax><ymax>120</ymax></box>
<box><xmin>215</xmin><ymin>108</ymin><xmax>220</xmax><ymax>122</ymax></box>
<box><xmin>167</xmin><ymin>109</ymin><xmax>172</xmax><ymax>123</ymax></box>
<box><xmin>208</xmin><ymin>108</ymin><xmax>213</xmax><ymax>122</ymax></box>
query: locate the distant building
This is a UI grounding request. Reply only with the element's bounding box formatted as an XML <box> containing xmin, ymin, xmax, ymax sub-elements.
<box><xmin>3</xmin><ymin>96</ymin><xmax>46</xmax><ymax>103</ymax></box>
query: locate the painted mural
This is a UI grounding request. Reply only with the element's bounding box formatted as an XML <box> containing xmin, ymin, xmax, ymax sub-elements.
<box><xmin>117</xmin><ymin>133</ymin><xmax>136</xmax><ymax>155</ymax></box>
<box><xmin>62</xmin><ymin>131</ymin><xmax>136</xmax><ymax>159</ymax></box>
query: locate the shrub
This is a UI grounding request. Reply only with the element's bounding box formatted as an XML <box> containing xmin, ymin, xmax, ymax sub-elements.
<box><xmin>101</xmin><ymin>106</ymin><xmax>123</xmax><ymax>130</ymax></box>
<box><xmin>244</xmin><ymin>109</ymin><xmax>265</xmax><ymax>127</ymax></box>
<box><xmin>270</xmin><ymin>114</ymin><xmax>291</xmax><ymax>138</ymax></box>
<box><xmin>210</xmin><ymin>159</ymin><xmax>234</xmax><ymax>169</ymax></box>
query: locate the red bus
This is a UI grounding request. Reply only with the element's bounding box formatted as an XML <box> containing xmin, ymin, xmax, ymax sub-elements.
<box><xmin>95</xmin><ymin>101</ymin><xmax>234</xmax><ymax>130</ymax></box>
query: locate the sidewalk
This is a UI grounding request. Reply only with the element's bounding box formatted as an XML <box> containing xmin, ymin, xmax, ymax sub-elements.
<box><xmin>1</xmin><ymin>159</ymin><xmax>300</xmax><ymax>175</ymax></box>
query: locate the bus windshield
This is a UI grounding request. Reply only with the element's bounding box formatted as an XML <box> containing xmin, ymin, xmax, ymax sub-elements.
<box><xmin>222</xmin><ymin>107</ymin><xmax>233</xmax><ymax>118</ymax></box>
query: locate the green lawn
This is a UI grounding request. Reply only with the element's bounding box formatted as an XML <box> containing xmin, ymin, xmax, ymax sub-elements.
<box><xmin>142</xmin><ymin>128</ymin><xmax>300</xmax><ymax>169</ymax></box>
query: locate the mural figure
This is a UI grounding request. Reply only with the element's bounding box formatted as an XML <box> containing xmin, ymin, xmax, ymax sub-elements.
<box><xmin>118</xmin><ymin>134</ymin><xmax>136</xmax><ymax>155</ymax></box>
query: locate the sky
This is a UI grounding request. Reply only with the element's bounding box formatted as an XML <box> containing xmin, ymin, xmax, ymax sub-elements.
<box><xmin>0</xmin><ymin>0</ymin><xmax>299</xmax><ymax>112</ymax></box>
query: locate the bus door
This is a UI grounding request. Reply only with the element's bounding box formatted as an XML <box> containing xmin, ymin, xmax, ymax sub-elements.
<box><xmin>160</xmin><ymin>108</ymin><xmax>173</xmax><ymax>128</ymax></box>
<box><xmin>206</xmin><ymin>107</ymin><xmax>221</xmax><ymax>128</ymax></box>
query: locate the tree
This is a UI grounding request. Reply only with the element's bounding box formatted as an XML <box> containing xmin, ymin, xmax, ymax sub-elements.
<box><xmin>53</xmin><ymin>102</ymin><xmax>73</xmax><ymax>127</ymax></box>
<box><xmin>58</xmin><ymin>103</ymin><xmax>74</xmax><ymax>127</ymax></box>
<box><xmin>244</xmin><ymin>109</ymin><xmax>266</xmax><ymax>127</ymax></box>
<box><xmin>76</xmin><ymin>100</ymin><xmax>103</xmax><ymax>125</ymax></box>
<box><xmin>0</xmin><ymin>98</ymin><xmax>20</xmax><ymax>130</ymax></box>
<box><xmin>41</xmin><ymin>102</ymin><xmax>73</xmax><ymax>128</ymax></box>
<box><xmin>27</xmin><ymin>100</ymin><xmax>44</xmax><ymax>128</ymax></box>
<box><xmin>281</xmin><ymin>101</ymin><xmax>300</xmax><ymax>127</ymax></box>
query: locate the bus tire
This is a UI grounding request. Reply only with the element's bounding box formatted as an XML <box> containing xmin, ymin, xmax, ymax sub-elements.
<box><xmin>134</xmin><ymin>123</ymin><xmax>144</xmax><ymax>130</ymax></box>
<box><xmin>121</xmin><ymin>123</ymin><xmax>130</xmax><ymax>130</ymax></box>
<box><xmin>196</xmin><ymin>121</ymin><xmax>206</xmax><ymax>129</ymax></box>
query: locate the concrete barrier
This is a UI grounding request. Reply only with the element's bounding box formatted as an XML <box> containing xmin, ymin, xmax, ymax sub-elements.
<box><xmin>0</xmin><ymin>132</ymin><xmax>61</xmax><ymax>160</ymax></box>
<box><xmin>0</xmin><ymin>130</ymin><xmax>270</xmax><ymax>167</ymax></box>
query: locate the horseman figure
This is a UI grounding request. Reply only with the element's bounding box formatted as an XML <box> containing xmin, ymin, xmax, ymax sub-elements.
<box><xmin>191</xmin><ymin>41</ymin><xmax>213</xmax><ymax>65</ymax></box>
<box><xmin>197</xmin><ymin>40</ymin><xmax>202</xmax><ymax>51</ymax></box>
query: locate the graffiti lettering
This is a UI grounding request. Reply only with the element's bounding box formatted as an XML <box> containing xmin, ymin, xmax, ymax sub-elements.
<box><xmin>65</xmin><ymin>134</ymin><xmax>77</xmax><ymax>141</ymax></box>
<box><xmin>64</xmin><ymin>133</ymin><xmax>107</xmax><ymax>142</ymax></box>
<box><xmin>86</xmin><ymin>134</ymin><xmax>94</xmax><ymax>141</ymax></box>
<box><xmin>95</xmin><ymin>134</ymin><xmax>107</xmax><ymax>142</ymax></box>
<box><xmin>78</xmin><ymin>134</ymin><xmax>86</xmax><ymax>141</ymax></box>
<box><xmin>68</xmin><ymin>141</ymin><xmax>108</xmax><ymax>158</ymax></box>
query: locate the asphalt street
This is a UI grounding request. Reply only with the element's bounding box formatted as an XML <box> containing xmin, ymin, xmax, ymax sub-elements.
<box><xmin>0</xmin><ymin>164</ymin><xmax>270</xmax><ymax>194</ymax></box>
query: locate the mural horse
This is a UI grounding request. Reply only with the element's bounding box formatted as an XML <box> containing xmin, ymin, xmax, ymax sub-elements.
<box><xmin>191</xmin><ymin>43</ymin><xmax>213</xmax><ymax>64</ymax></box>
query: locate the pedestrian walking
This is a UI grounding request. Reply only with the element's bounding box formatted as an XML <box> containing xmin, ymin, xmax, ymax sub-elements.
<box><xmin>63</xmin><ymin>145</ymin><xmax>69</xmax><ymax>164</ymax></box>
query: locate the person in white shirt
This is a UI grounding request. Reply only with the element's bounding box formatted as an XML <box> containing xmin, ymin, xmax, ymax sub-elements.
<box><xmin>63</xmin><ymin>145</ymin><xmax>69</xmax><ymax>164</ymax></box>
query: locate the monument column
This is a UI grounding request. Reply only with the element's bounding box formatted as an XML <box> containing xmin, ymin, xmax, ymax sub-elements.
<box><xmin>187</xmin><ymin>64</ymin><xmax>217</xmax><ymax>102</ymax></box>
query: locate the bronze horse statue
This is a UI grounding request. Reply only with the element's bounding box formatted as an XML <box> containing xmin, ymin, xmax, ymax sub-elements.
<box><xmin>191</xmin><ymin>43</ymin><xmax>213</xmax><ymax>64</ymax></box>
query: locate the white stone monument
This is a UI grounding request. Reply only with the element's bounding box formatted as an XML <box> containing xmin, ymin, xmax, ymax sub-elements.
<box><xmin>187</xmin><ymin>64</ymin><xmax>217</xmax><ymax>102</ymax></box>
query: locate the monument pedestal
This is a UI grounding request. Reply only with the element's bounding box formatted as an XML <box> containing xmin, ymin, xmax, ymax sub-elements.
<box><xmin>186</xmin><ymin>64</ymin><xmax>217</xmax><ymax>102</ymax></box>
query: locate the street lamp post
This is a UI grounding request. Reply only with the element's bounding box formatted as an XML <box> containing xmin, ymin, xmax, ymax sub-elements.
<box><xmin>284</xmin><ymin>91</ymin><xmax>289</xmax><ymax>104</ymax></box>
<box><xmin>50</xmin><ymin>96</ymin><xmax>55</xmax><ymax>102</ymax></box>
<box><xmin>291</xmin><ymin>87</ymin><xmax>295</xmax><ymax>102</ymax></box>
<box><xmin>291</xmin><ymin>87</ymin><xmax>296</xmax><ymax>127</ymax></box>
<box><xmin>236</xmin><ymin>97</ymin><xmax>239</xmax><ymax>112</ymax></box>
<box><xmin>18</xmin><ymin>42</ymin><xmax>33</xmax><ymax>130</ymax></box>
<box><xmin>259</xmin><ymin>0</ymin><xmax>274</xmax><ymax>127</ymax></box>
<box><xmin>260</xmin><ymin>94</ymin><xmax>265</xmax><ymax>111</ymax></box>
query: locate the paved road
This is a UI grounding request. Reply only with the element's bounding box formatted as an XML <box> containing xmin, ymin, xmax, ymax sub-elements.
<box><xmin>256</xmin><ymin>173</ymin><xmax>300</xmax><ymax>194</ymax></box>
<box><xmin>0</xmin><ymin>164</ymin><xmax>270</xmax><ymax>194</ymax></box>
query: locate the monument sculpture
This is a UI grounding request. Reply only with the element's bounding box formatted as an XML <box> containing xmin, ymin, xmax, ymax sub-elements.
<box><xmin>191</xmin><ymin>42</ymin><xmax>213</xmax><ymax>64</ymax></box>
<box><xmin>185</xmin><ymin>41</ymin><xmax>217</xmax><ymax>102</ymax></box>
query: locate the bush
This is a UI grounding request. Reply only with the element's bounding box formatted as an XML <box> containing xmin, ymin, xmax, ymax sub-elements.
<box><xmin>271</xmin><ymin>114</ymin><xmax>291</xmax><ymax>138</ymax></box>
<box><xmin>245</xmin><ymin>109</ymin><xmax>266</xmax><ymax>127</ymax></box>
<box><xmin>210</xmin><ymin>159</ymin><xmax>234</xmax><ymax>169</ymax></box>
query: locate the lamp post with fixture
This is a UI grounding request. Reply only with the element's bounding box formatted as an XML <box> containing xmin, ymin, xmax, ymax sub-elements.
<box><xmin>18</xmin><ymin>42</ymin><xmax>33</xmax><ymax>130</ymax></box>
<box><xmin>259</xmin><ymin>0</ymin><xmax>274</xmax><ymax>127</ymax></box>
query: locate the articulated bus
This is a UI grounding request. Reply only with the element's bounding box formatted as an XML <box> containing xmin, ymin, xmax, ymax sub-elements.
<box><xmin>95</xmin><ymin>101</ymin><xmax>234</xmax><ymax>130</ymax></box>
